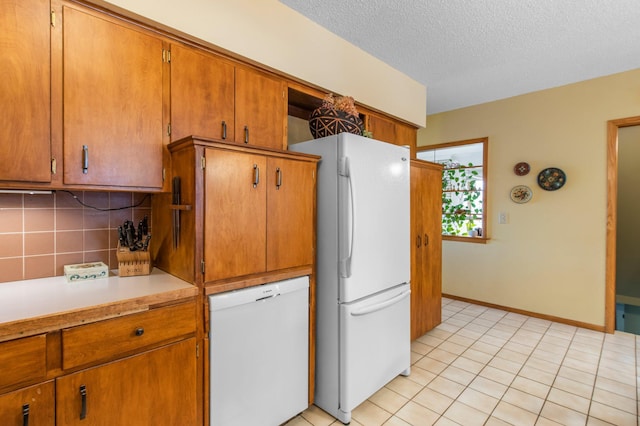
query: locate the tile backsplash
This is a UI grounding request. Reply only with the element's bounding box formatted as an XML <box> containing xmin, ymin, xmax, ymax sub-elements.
<box><xmin>0</xmin><ymin>191</ymin><xmax>151</xmax><ymax>283</ymax></box>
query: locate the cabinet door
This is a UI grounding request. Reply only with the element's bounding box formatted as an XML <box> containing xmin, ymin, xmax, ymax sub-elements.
<box><xmin>235</xmin><ymin>67</ymin><xmax>286</xmax><ymax>150</ymax></box>
<box><xmin>62</xmin><ymin>7</ymin><xmax>163</xmax><ymax>188</ymax></box>
<box><xmin>420</xmin><ymin>163</ymin><xmax>443</xmax><ymax>333</ymax></box>
<box><xmin>410</xmin><ymin>163</ymin><xmax>426</xmax><ymax>341</ymax></box>
<box><xmin>56</xmin><ymin>338</ymin><xmax>197</xmax><ymax>426</ymax></box>
<box><xmin>204</xmin><ymin>148</ymin><xmax>267</xmax><ymax>282</ymax></box>
<box><xmin>170</xmin><ymin>44</ymin><xmax>235</xmax><ymax>142</ymax></box>
<box><xmin>367</xmin><ymin>114</ymin><xmax>396</xmax><ymax>145</ymax></box>
<box><xmin>410</xmin><ymin>162</ymin><xmax>442</xmax><ymax>339</ymax></box>
<box><xmin>266</xmin><ymin>158</ymin><xmax>315</xmax><ymax>271</ymax></box>
<box><xmin>395</xmin><ymin>123</ymin><xmax>417</xmax><ymax>158</ymax></box>
<box><xmin>0</xmin><ymin>381</ymin><xmax>54</xmax><ymax>426</ymax></box>
<box><xmin>0</xmin><ymin>0</ymin><xmax>51</xmax><ymax>183</ymax></box>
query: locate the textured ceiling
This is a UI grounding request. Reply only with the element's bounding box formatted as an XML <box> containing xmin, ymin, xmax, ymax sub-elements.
<box><xmin>279</xmin><ymin>0</ymin><xmax>640</xmax><ymax>114</ymax></box>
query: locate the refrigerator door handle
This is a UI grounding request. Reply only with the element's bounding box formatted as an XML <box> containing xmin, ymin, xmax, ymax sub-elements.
<box><xmin>350</xmin><ymin>289</ymin><xmax>410</xmax><ymax>316</ymax></box>
<box><xmin>340</xmin><ymin>158</ymin><xmax>355</xmax><ymax>278</ymax></box>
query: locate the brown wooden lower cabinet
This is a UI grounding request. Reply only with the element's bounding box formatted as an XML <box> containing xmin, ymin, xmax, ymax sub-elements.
<box><xmin>410</xmin><ymin>160</ymin><xmax>443</xmax><ymax>340</ymax></box>
<box><xmin>0</xmin><ymin>300</ymin><xmax>198</xmax><ymax>426</ymax></box>
<box><xmin>56</xmin><ymin>338</ymin><xmax>197</xmax><ymax>426</ymax></box>
<box><xmin>0</xmin><ymin>381</ymin><xmax>55</xmax><ymax>426</ymax></box>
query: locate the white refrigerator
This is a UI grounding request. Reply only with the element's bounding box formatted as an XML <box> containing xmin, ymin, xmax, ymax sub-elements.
<box><xmin>290</xmin><ymin>133</ymin><xmax>411</xmax><ymax>424</ymax></box>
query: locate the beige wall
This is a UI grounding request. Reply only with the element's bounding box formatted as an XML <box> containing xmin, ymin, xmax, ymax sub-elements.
<box><xmin>418</xmin><ymin>68</ymin><xmax>640</xmax><ymax>327</ymax></box>
<box><xmin>103</xmin><ymin>0</ymin><xmax>426</xmax><ymax>127</ymax></box>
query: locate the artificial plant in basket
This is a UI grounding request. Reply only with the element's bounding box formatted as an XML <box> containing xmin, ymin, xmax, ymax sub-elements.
<box><xmin>308</xmin><ymin>93</ymin><xmax>364</xmax><ymax>138</ymax></box>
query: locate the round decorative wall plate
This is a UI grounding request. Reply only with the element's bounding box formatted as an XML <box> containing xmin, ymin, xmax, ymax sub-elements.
<box><xmin>510</xmin><ymin>185</ymin><xmax>533</xmax><ymax>203</ymax></box>
<box><xmin>537</xmin><ymin>167</ymin><xmax>566</xmax><ymax>191</ymax></box>
<box><xmin>514</xmin><ymin>162</ymin><xmax>530</xmax><ymax>176</ymax></box>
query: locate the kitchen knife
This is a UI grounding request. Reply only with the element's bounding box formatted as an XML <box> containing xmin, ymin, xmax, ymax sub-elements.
<box><xmin>125</xmin><ymin>221</ymin><xmax>137</xmax><ymax>251</ymax></box>
<box><xmin>141</xmin><ymin>215</ymin><xmax>149</xmax><ymax>236</ymax></box>
<box><xmin>142</xmin><ymin>234</ymin><xmax>151</xmax><ymax>251</ymax></box>
<box><xmin>117</xmin><ymin>226</ymin><xmax>126</xmax><ymax>248</ymax></box>
<box><xmin>172</xmin><ymin>177</ymin><xmax>181</xmax><ymax>249</ymax></box>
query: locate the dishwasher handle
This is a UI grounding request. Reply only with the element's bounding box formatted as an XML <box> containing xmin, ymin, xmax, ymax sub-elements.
<box><xmin>350</xmin><ymin>289</ymin><xmax>410</xmax><ymax>317</ymax></box>
<box><xmin>255</xmin><ymin>293</ymin><xmax>278</xmax><ymax>302</ymax></box>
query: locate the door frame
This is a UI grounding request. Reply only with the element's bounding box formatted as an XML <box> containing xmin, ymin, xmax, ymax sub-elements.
<box><xmin>605</xmin><ymin>115</ymin><xmax>640</xmax><ymax>333</ymax></box>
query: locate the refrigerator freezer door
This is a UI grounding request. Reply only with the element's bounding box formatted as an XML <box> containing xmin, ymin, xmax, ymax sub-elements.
<box><xmin>338</xmin><ymin>133</ymin><xmax>410</xmax><ymax>302</ymax></box>
<box><xmin>338</xmin><ymin>283</ymin><xmax>411</xmax><ymax>423</ymax></box>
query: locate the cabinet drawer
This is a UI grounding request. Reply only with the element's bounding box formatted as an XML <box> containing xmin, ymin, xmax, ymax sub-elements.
<box><xmin>62</xmin><ymin>302</ymin><xmax>196</xmax><ymax>370</ymax></box>
<box><xmin>0</xmin><ymin>334</ymin><xmax>47</xmax><ymax>390</ymax></box>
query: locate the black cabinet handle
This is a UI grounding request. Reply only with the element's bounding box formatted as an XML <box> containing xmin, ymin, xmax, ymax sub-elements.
<box><xmin>253</xmin><ymin>164</ymin><xmax>259</xmax><ymax>188</ymax></box>
<box><xmin>135</xmin><ymin>327</ymin><xmax>144</xmax><ymax>336</ymax></box>
<box><xmin>276</xmin><ymin>167</ymin><xmax>282</xmax><ymax>189</ymax></box>
<box><xmin>80</xmin><ymin>385</ymin><xmax>87</xmax><ymax>420</ymax></box>
<box><xmin>82</xmin><ymin>145</ymin><xmax>89</xmax><ymax>174</ymax></box>
<box><xmin>22</xmin><ymin>404</ymin><xmax>29</xmax><ymax>426</ymax></box>
<box><xmin>221</xmin><ymin>121</ymin><xmax>227</xmax><ymax>140</ymax></box>
<box><xmin>416</xmin><ymin>235</ymin><xmax>421</xmax><ymax>248</ymax></box>
<box><xmin>424</xmin><ymin>233</ymin><xmax>429</xmax><ymax>246</ymax></box>
<box><xmin>244</xmin><ymin>125</ymin><xmax>249</xmax><ymax>144</ymax></box>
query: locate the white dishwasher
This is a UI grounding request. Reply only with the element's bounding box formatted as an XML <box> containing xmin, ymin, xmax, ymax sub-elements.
<box><xmin>209</xmin><ymin>276</ymin><xmax>309</xmax><ymax>426</ymax></box>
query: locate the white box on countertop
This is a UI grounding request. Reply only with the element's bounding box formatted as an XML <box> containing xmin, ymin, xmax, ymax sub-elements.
<box><xmin>64</xmin><ymin>262</ymin><xmax>109</xmax><ymax>282</ymax></box>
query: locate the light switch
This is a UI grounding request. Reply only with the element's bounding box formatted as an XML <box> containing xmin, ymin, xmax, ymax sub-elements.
<box><xmin>499</xmin><ymin>212</ymin><xmax>508</xmax><ymax>224</ymax></box>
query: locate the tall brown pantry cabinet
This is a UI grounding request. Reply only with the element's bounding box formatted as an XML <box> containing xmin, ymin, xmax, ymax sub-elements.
<box><xmin>410</xmin><ymin>160</ymin><xmax>443</xmax><ymax>340</ymax></box>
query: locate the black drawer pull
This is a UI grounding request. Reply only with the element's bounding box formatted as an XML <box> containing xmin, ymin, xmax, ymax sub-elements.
<box><xmin>135</xmin><ymin>327</ymin><xmax>145</xmax><ymax>336</ymax></box>
<box><xmin>221</xmin><ymin>121</ymin><xmax>227</xmax><ymax>139</ymax></box>
<box><xmin>253</xmin><ymin>164</ymin><xmax>260</xmax><ymax>188</ymax></box>
<box><xmin>22</xmin><ymin>404</ymin><xmax>29</xmax><ymax>426</ymax></box>
<box><xmin>82</xmin><ymin>145</ymin><xmax>89</xmax><ymax>174</ymax></box>
<box><xmin>79</xmin><ymin>385</ymin><xmax>87</xmax><ymax>420</ymax></box>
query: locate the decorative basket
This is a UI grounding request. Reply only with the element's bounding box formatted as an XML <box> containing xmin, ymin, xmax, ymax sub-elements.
<box><xmin>116</xmin><ymin>243</ymin><xmax>152</xmax><ymax>277</ymax></box>
<box><xmin>308</xmin><ymin>107</ymin><xmax>364</xmax><ymax>139</ymax></box>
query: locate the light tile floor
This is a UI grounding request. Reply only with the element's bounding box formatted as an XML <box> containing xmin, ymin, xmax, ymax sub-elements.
<box><xmin>287</xmin><ymin>297</ymin><xmax>639</xmax><ymax>425</ymax></box>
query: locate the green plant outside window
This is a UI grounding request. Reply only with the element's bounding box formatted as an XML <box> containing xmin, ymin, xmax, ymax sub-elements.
<box><xmin>417</xmin><ymin>138</ymin><xmax>487</xmax><ymax>241</ymax></box>
<box><xmin>442</xmin><ymin>162</ymin><xmax>482</xmax><ymax>236</ymax></box>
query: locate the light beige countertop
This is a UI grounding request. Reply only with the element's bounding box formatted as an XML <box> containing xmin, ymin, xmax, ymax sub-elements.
<box><xmin>0</xmin><ymin>269</ymin><xmax>198</xmax><ymax>342</ymax></box>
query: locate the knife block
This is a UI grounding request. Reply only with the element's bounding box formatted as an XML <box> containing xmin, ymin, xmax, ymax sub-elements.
<box><xmin>116</xmin><ymin>243</ymin><xmax>152</xmax><ymax>277</ymax></box>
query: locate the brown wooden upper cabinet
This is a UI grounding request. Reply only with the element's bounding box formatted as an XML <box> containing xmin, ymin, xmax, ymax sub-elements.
<box><xmin>171</xmin><ymin>43</ymin><xmax>286</xmax><ymax>150</ymax></box>
<box><xmin>62</xmin><ymin>6</ymin><xmax>164</xmax><ymax>189</ymax></box>
<box><xmin>152</xmin><ymin>138</ymin><xmax>317</xmax><ymax>286</ymax></box>
<box><xmin>234</xmin><ymin>66</ymin><xmax>287</xmax><ymax>150</ymax></box>
<box><xmin>0</xmin><ymin>0</ymin><xmax>52</xmax><ymax>183</ymax></box>
<box><xmin>170</xmin><ymin>44</ymin><xmax>235</xmax><ymax>142</ymax></box>
<box><xmin>396</xmin><ymin>123</ymin><xmax>418</xmax><ymax>157</ymax></box>
<box><xmin>204</xmin><ymin>147</ymin><xmax>315</xmax><ymax>282</ymax></box>
<box><xmin>367</xmin><ymin>114</ymin><xmax>397</xmax><ymax>145</ymax></box>
<box><xmin>366</xmin><ymin>113</ymin><xmax>417</xmax><ymax>156</ymax></box>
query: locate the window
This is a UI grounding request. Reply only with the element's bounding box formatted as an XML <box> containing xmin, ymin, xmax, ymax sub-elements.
<box><xmin>417</xmin><ymin>138</ymin><xmax>487</xmax><ymax>242</ymax></box>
